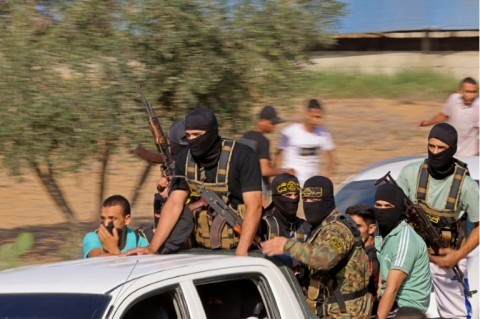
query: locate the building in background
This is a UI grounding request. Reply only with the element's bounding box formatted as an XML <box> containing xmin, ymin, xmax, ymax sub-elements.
<box><xmin>309</xmin><ymin>0</ymin><xmax>479</xmax><ymax>78</ymax></box>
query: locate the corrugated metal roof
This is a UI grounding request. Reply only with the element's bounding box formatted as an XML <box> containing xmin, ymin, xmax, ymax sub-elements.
<box><xmin>336</xmin><ymin>0</ymin><xmax>479</xmax><ymax>34</ymax></box>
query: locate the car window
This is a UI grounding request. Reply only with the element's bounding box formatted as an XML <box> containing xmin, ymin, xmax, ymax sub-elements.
<box><xmin>122</xmin><ymin>285</ymin><xmax>187</xmax><ymax>319</ymax></box>
<box><xmin>0</xmin><ymin>293</ymin><xmax>110</xmax><ymax>319</ymax></box>
<box><xmin>335</xmin><ymin>180</ymin><xmax>376</xmax><ymax>213</ymax></box>
<box><xmin>195</xmin><ymin>274</ymin><xmax>278</xmax><ymax>319</ymax></box>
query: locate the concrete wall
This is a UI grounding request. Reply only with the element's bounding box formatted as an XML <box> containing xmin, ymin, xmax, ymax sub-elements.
<box><xmin>307</xmin><ymin>51</ymin><xmax>479</xmax><ymax>79</ymax></box>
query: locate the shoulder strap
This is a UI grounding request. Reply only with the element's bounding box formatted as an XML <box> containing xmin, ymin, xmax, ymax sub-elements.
<box><xmin>263</xmin><ymin>215</ymin><xmax>280</xmax><ymax>239</ymax></box>
<box><xmin>416</xmin><ymin>159</ymin><xmax>429</xmax><ymax>202</ymax></box>
<box><xmin>416</xmin><ymin>159</ymin><xmax>469</xmax><ymax>211</ymax></box>
<box><xmin>216</xmin><ymin>139</ymin><xmax>235</xmax><ymax>184</ymax></box>
<box><xmin>445</xmin><ymin>163</ymin><xmax>468</xmax><ymax>210</ymax></box>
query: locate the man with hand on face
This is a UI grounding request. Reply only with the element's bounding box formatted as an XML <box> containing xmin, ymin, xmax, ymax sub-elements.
<box><xmin>125</xmin><ymin>108</ymin><xmax>262</xmax><ymax>256</ymax></box>
<box><xmin>397</xmin><ymin>123</ymin><xmax>479</xmax><ymax>319</ymax></box>
<box><xmin>373</xmin><ymin>184</ymin><xmax>431</xmax><ymax>319</ymax></box>
<box><xmin>83</xmin><ymin>195</ymin><xmax>149</xmax><ymax>258</ymax></box>
<box><xmin>261</xmin><ymin>176</ymin><xmax>372</xmax><ymax>318</ymax></box>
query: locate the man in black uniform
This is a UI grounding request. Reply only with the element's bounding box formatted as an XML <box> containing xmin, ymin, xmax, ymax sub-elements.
<box><xmin>240</xmin><ymin>105</ymin><xmax>293</xmax><ymax>206</ymax></box>
<box><xmin>126</xmin><ymin>108</ymin><xmax>263</xmax><ymax>256</ymax></box>
<box><xmin>260</xmin><ymin>173</ymin><xmax>310</xmax><ymax>242</ymax></box>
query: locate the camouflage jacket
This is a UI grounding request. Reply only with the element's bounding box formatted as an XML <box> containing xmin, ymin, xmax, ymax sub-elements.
<box><xmin>284</xmin><ymin>210</ymin><xmax>373</xmax><ymax>318</ymax></box>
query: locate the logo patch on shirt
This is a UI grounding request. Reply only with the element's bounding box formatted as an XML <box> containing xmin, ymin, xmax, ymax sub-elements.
<box><xmin>329</xmin><ymin>236</ymin><xmax>343</xmax><ymax>253</ymax></box>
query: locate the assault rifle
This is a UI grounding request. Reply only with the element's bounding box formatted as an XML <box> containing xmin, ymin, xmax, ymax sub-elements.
<box><xmin>187</xmin><ymin>180</ymin><xmax>262</xmax><ymax>249</ymax></box>
<box><xmin>135</xmin><ymin>84</ymin><xmax>175</xmax><ymax>177</ymax></box>
<box><xmin>375</xmin><ymin>172</ymin><xmax>476</xmax><ymax>297</ymax></box>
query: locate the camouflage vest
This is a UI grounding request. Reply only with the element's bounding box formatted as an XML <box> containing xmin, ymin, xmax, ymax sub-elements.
<box><xmin>306</xmin><ymin>211</ymin><xmax>367</xmax><ymax>316</ymax></box>
<box><xmin>186</xmin><ymin>139</ymin><xmax>244</xmax><ymax>249</ymax></box>
<box><xmin>415</xmin><ymin>159</ymin><xmax>469</xmax><ymax>249</ymax></box>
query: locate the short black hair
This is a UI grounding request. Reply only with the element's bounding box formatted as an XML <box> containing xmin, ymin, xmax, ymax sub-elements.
<box><xmin>461</xmin><ymin>77</ymin><xmax>477</xmax><ymax>86</ymax></box>
<box><xmin>307</xmin><ymin>98</ymin><xmax>323</xmax><ymax>111</ymax></box>
<box><xmin>345</xmin><ymin>204</ymin><xmax>375</xmax><ymax>225</ymax></box>
<box><xmin>102</xmin><ymin>195</ymin><xmax>131</xmax><ymax>216</ymax></box>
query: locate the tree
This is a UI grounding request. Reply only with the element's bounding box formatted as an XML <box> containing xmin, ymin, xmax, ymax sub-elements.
<box><xmin>0</xmin><ymin>0</ymin><xmax>345</xmax><ymax>224</ymax></box>
<box><xmin>125</xmin><ymin>0</ymin><xmax>345</xmax><ymax>131</ymax></box>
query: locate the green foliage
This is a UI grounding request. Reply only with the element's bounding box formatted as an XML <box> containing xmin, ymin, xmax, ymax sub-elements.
<box><xmin>0</xmin><ymin>0</ymin><xmax>345</xmax><ymax>221</ymax></box>
<box><xmin>291</xmin><ymin>69</ymin><xmax>458</xmax><ymax>101</ymax></box>
<box><xmin>0</xmin><ymin>233</ymin><xmax>34</xmax><ymax>270</ymax></box>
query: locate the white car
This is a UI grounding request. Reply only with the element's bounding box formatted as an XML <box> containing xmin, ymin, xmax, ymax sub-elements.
<box><xmin>0</xmin><ymin>251</ymin><xmax>316</xmax><ymax>319</ymax></box>
<box><xmin>335</xmin><ymin>155</ymin><xmax>479</xmax><ymax>319</ymax></box>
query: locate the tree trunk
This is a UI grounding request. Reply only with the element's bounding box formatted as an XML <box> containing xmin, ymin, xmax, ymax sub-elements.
<box><xmin>131</xmin><ymin>163</ymin><xmax>154</xmax><ymax>208</ymax></box>
<box><xmin>31</xmin><ymin>161</ymin><xmax>76</xmax><ymax>223</ymax></box>
<box><xmin>98</xmin><ymin>146</ymin><xmax>110</xmax><ymax>210</ymax></box>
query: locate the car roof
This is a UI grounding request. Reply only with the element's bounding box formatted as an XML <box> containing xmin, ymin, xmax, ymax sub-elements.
<box><xmin>338</xmin><ymin>155</ymin><xmax>479</xmax><ymax>187</ymax></box>
<box><xmin>0</xmin><ymin>253</ymin><xmax>272</xmax><ymax>295</ymax></box>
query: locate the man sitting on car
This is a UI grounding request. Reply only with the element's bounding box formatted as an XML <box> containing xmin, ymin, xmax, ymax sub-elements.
<box><xmin>82</xmin><ymin>195</ymin><xmax>149</xmax><ymax>258</ymax></box>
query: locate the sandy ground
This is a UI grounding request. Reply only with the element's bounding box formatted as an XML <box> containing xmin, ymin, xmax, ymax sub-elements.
<box><xmin>0</xmin><ymin>98</ymin><xmax>441</xmax><ymax>266</ymax></box>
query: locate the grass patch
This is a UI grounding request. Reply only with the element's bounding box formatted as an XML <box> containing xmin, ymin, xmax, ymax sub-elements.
<box><xmin>290</xmin><ymin>69</ymin><xmax>458</xmax><ymax>101</ymax></box>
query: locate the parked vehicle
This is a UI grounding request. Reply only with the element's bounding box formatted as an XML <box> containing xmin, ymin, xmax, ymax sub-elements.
<box><xmin>0</xmin><ymin>250</ymin><xmax>316</xmax><ymax>319</ymax></box>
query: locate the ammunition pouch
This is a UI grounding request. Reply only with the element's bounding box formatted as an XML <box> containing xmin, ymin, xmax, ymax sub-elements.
<box><xmin>190</xmin><ymin>202</ymin><xmax>244</xmax><ymax>249</ymax></box>
<box><xmin>417</xmin><ymin>201</ymin><xmax>463</xmax><ymax>251</ymax></box>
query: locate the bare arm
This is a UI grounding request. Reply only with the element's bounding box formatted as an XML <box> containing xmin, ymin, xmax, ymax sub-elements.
<box><xmin>236</xmin><ymin>190</ymin><xmax>262</xmax><ymax>256</ymax></box>
<box><xmin>272</xmin><ymin>148</ymin><xmax>283</xmax><ymax>169</ymax></box>
<box><xmin>122</xmin><ymin>189</ymin><xmax>188</xmax><ymax>255</ymax></box>
<box><xmin>419</xmin><ymin>112</ymin><xmax>449</xmax><ymax>127</ymax></box>
<box><xmin>259</xmin><ymin>159</ymin><xmax>293</xmax><ymax>177</ymax></box>
<box><xmin>432</xmin><ymin>223</ymin><xmax>479</xmax><ymax>267</ymax></box>
<box><xmin>376</xmin><ymin>269</ymin><xmax>407</xmax><ymax>319</ymax></box>
<box><xmin>325</xmin><ymin>150</ymin><xmax>336</xmax><ymax>178</ymax></box>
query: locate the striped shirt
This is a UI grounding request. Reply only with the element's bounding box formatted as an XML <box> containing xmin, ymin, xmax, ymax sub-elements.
<box><xmin>375</xmin><ymin>220</ymin><xmax>432</xmax><ymax>312</ymax></box>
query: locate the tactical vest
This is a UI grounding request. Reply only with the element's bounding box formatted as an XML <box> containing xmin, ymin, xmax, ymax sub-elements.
<box><xmin>415</xmin><ymin>159</ymin><xmax>469</xmax><ymax>249</ymax></box>
<box><xmin>186</xmin><ymin>139</ymin><xmax>244</xmax><ymax>249</ymax></box>
<box><xmin>262</xmin><ymin>211</ymin><xmax>310</xmax><ymax>243</ymax></box>
<box><xmin>306</xmin><ymin>212</ymin><xmax>368</xmax><ymax>317</ymax></box>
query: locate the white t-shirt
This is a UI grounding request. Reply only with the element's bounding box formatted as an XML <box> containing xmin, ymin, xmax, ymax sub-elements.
<box><xmin>443</xmin><ymin>93</ymin><xmax>479</xmax><ymax>156</ymax></box>
<box><xmin>278</xmin><ymin>123</ymin><xmax>335</xmax><ymax>186</ymax></box>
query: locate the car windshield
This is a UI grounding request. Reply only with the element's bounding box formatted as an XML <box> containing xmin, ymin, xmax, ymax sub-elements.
<box><xmin>0</xmin><ymin>293</ymin><xmax>111</xmax><ymax>319</ymax></box>
<box><xmin>335</xmin><ymin>180</ymin><xmax>376</xmax><ymax>213</ymax></box>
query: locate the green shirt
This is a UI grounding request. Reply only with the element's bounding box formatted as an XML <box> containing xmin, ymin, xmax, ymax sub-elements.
<box><xmin>397</xmin><ymin>161</ymin><xmax>479</xmax><ymax>223</ymax></box>
<box><xmin>375</xmin><ymin>220</ymin><xmax>432</xmax><ymax>312</ymax></box>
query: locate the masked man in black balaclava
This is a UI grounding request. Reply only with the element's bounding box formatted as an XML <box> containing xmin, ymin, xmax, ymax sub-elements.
<box><xmin>396</xmin><ymin>122</ymin><xmax>479</xmax><ymax>319</ymax></box>
<box><xmin>261</xmin><ymin>176</ymin><xmax>373</xmax><ymax>318</ymax></box>
<box><xmin>124</xmin><ymin>108</ymin><xmax>263</xmax><ymax>257</ymax></box>
<box><xmin>260</xmin><ymin>173</ymin><xmax>310</xmax><ymax>241</ymax></box>
<box><xmin>373</xmin><ymin>183</ymin><xmax>431</xmax><ymax>318</ymax></box>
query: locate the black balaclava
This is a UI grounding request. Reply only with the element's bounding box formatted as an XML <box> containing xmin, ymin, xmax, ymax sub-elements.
<box><xmin>373</xmin><ymin>184</ymin><xmax>406</xmax><ymax>237</ymax></box>
<box><xmin>301</xmin><ymin>176</ymin><xmax>336</xmax><ymax>227</ymax></box>
<box><xmin>184</xmin><ymin>108</ymin><xmax>222</xmax><ymax>168</ymax></box>
<box><xmin>427</xmin><ymin>123</ymin><xmax>457</xmax><ymax>180</ymax></box>
<box><xmin>271</xmin><ymin>173</ymin><xmax>301</xmax><ymax>222</ymax></box>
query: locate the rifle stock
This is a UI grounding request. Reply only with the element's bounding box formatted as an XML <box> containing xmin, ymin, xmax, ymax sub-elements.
<box><xmin>375</xmin><ymin>172</ymin><xmax>476</xmax><ymax>297</ymax></box>
<box><xmin>134</xmin><ymin>145</ymin><xmax>166</xmax><ymax>165</ymax></box>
